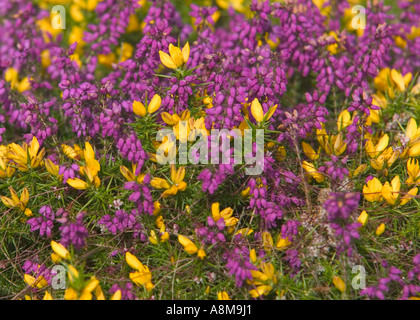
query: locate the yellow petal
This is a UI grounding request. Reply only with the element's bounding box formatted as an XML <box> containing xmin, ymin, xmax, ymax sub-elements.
<box><xmin>1</xmin><ymin>196</ymin><xmax>15</xmax><ymax>208</ymax></box>
<box><xmin>276</xmin><ymin>237</ymin><xmax>291</xmax><ymax>249</ymax></box>
<box><xmin>149</xmin><ymin>230</ymin><xmax>158</xmax><ymax>244</ymax></box>
<box><xmin>178</xmin><ymin>235</ymin><xmax>198</xmax><ymax>254</ymax></box>
<box><xmin>125</xmin><ymin>252</ymin><xmax>144</xmax><ymax>271</ymax></box>
<box><xmin>406</xmin><ymin>118</ymin><xmax>417</xmax><ymax>140</ymax></box>
<box><xmin>337</xmin><ymin>109</ymin><xmax>351</xmax><ymax>131</ymax></box>
<box><xmin>249</xmin><ymin>285</ymin><xmax>272</xmax><ymax>298</ymax></box>
<box><xmin>84</xmin><ymin>141</ymin><xmax>95</xmax><ymax>162</ymax></box>
<box><xmin>161</xmin><ymin>112</ymin><xmax>177</xmax><ymax>126</ymax></box>
<box><xmin>375</xmin><ymin>134</ymin><xmax>389</xmax><ymax>154</ymax></box>
<box><xmin>43</xmin><ymin>291</ymin><xmax>53</xmax><ymax>300</ymax></box>
<box><xmin>265</xmin><ymin>104</ymin><xmax>277</xmax><ymax>121</ymax></box>
<box><xmin>211</xmin><ymin>202</ymin><xmax>221</xmax><ymax>221</ymax></box>
<box><xmin>357</xmin><ymin>211</ymin><xmax>368</xmax><ymax>226</ymax></box>
<box><xmin>217</xmin><ymin>291</ymin><xmax>230</xmax><ymax>300</ymax></box>
<box><xmin>375</xmin><ymin>223</ymin><xmax>386</xmax><ymax>236</ymax></box>
<box><xmin>29</xmin><ymin>136</ymin><xmax>40</xmax><ymax>159</ymax></box>
<box><xmin>235</xmin><ymin>228</ymin><xmax>253</xmax><ymax>237</ymax></box>
<box><xmin>302</xmin><ymin>142</ymin><xmax>319</xmax><ymax>160</ymax></box>
<box><xmin>182</xmin><ymin>42</ymin><xmax>190</xmax><ymax>64</ymax></box>
<box><xmin>64</xmin><ymin>287</ymin><xmax>78</xmax><ymax>300</ymax></box>
<box><xmin>51</xmin><ymin>241</ymin><xmax>70</xmax><ymax>260</ymax></box>
<box><xmin>83</xmin><ymin>277</ymin><xmax>100</xmax><ymax>293</ymax></box>
<box><xmin>95</xmin><ymin>285</ymin><xmax>106</xmax><ymax>300</ymax></box>
<box><xmin>68</xmin><ymin>265</ymin><xmax>79</xmax><ymax>283</ymax></box>
<box><xmin>120</xmin><ymin>165</ymin><xmax>135</xmax><ymax>181</ymax></box>
<box><xmin>67</xmin><ymin>178</ymin><xmax>88</xmax><ymax>190</ymax></box>
<box><xmin>159</xmin><ymin>50</ymin><xmax>177</xmax><ymax>69</ymax></box>
<box><xmin>148</xmin><ymin>94</ymin><xmax>161</xmax><ymax>114</ymax></box>
<box><xmin>51</xmin><ymin>253</ymin><xmax>62</xmax><ymax>264</ymax></box>
<box><xmin>173</xmin><ymin>166</ymin><xmax>186</xmax><ymax>185</ymax></box>
<box><xmin>400</xmin><ymin>187</ymin><xmax>418</xmax><ymax>206</ymax></box>
<box><xmin>250</xmin><ymin>98</ymin><xmax>264</xmax><ymax>123</ymax></box>
<box><xmin>391</xmin><ymin>69</ymin><xmax>406</xmax><ymax>91</ymax></box>
<box><xmin>133</xmin><ymin>100</ymin><xmax>146</xmax><ymax>116</ymax></box>
<box><xmin>45</xmin><ymin>158</ymin><xmax>59</xmax><ymax>177</ymax></box>
<box><xmin>408</xmin><ymin>142</ymin><xmax>420</xmax><ymax>157</ymax></box>
<box><xmin>150</xmin><ymin>177</ymin><xmax>171</xmax><ymax>189</ymax></box>
<box><xmin>381</xmin><ymin>182</ymin><xmax>396</xmax><ymax>205</ymax></box>
<box><xmin>20</xmin><ymin>187</ymin><xmax>29</xmax><ymax>208</ymax></box>
<box><xmin>24</xmin><ymin>208</ymin><xmax>33</xmax><ymax>217</ymax></box>
<box><xmin>110</xmin><ymin>290</ymin><xmax>122</xmax><ymax>300</ymax></box>
<box><xmin>169</xmin><ymin>44</ymin><xmax>184</xmax><ymax>68</ymax></box>
<box><xmin>62</xmin><ymin>144</ymin><xmax>79</xmax><ymax>160</ymax></box>
<box><xmin>162</xmin><ymin>185</ymin><xmax>178</xmax><ymax>198</ymax></box>
<box><xmin>197</xmin><ymin>248</ymin><xmax>206</xmax><ymax>260</ymax></box>
<box><xmin>332</xmin><ymin>276</ymin><xmax>346</xmax><ymax>293</ymax></box>
<box><xmin>262</xmin><ymin>231</ymin><xmax>274</xmax><ymax>252</ymax></box>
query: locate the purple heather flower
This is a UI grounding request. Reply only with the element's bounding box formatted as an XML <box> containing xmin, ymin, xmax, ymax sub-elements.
<box><xmin>224</xmin><ymin>246</ymin><xmax>257</xmax><ymax>287</ymax></box>
<box><xmin>59</xmin><ymin>214</ymin><xmax>89</xmax><ymax>250</ymax></box>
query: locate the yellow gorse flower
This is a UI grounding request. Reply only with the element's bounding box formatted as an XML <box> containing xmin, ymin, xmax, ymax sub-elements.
<box><xmin>67</xmin><ymin>141</ymin><xmax>101</xmax><ymax>190</ymax></box>
<box><xmin>159</xmin><ymin>42</ymin><xmax>190</xmax><ymax>69</ymax></box>
<box><xmin>177</xmin><ymin>234</ymin><xmax>206</xmax><ymax>259</ymax></box>
<box><xmin>302</xmin><ymin>161</ymin><xmax>324</xmax><ymax>183</ymax></box>
<box><xmin>381</xmin><ymin>175</ymin><xmax>400</xmax><ymax>205</ymax></box>
<box><xmin>43</xmin><ymin>291</ymin><xmax>53</xmax><ymax>300</ymax></box>
<box><xmin>365</xmin><ymin>134</ymin><xmax>389</xmax><ymax>158</ymax></box>
<box><xmin>110</xmin><ymin>290</ymin><xmax>122</xmax><ymax>300</ymax></box>
<box><xmin>151</xmin><ymin>165</ymin><xmax>187</xmax><ymax>198</ymax></box>
<box><xmin>337</xmin><ymin>109</ymin><xmax>353</xmax><ymax>131</ymax></box>
<box><xmin>133</xmin><ymin>94</ymin><xmax>162</xmax><ymax>116</ymax></box>
<box><xmin>126</xmin><ymin>252</ymin><xmax>154</xmax><ymax>291</ymax></box>
<box><xmin>363</xmin><ymin>177</ymin><xmax>382</xmax><ymax>202</ymax></box>
<box><xmin>332</xmin><ymin>276</ymin><xmax>346</xmax><ymax>293</ymax></box>
<box><xmin>61</xmin><ymin>143</ymin><xmax>83</xmax><ymax>160</ymax></box>
<box><xmin>149</xmin><ymin>223</ymin><xmax>169</xmax><ymax>244</ymax></box>
<box><xmin>374</xmin><ymin>68</ymin><xmax>412</xmax><ymax>99</ymax></box>
<box><xmin>375</xmin><ymin>223</ymin><xmax>386</xmax><ymax>236</ymax></box>
<box><xmin>400</xmin><ymin>187</ymin><xmax>418</xmax><ymax>206</ymax></box>
<box><xmin>400</xmin><ymin>118</ymin><xmax>420</xmax><ymax>158</ymax></box>
<box><xmin>262</xmin><ymin>231</ymin><xmax>274</xmax><ymax>252</ymax></box>
<box><xmin>0</xmin><ymin>148</ymin><xmax>16</xmax><ymax>179</ymax></box>
<box><xmin>276</xmin><ymin>234</ymin><xmax>292</xmax><ymax>250</ymax></box>
<box><xmin>250</xmin><ymin>98</ymin><xmax>277</xmax><ymax>123</ymax></box>
<box><xmin>235</xmin><ymin>228</ymin><xmax>254</xmax><ymax>237</ymax></box>
<box><xmin>79</xmin><ymin>276</ymin><xmax>100</xmax><ymax>300</ymax></box>
<box><xmin>357</xmin><ymin>211</ymin><xmax>369</xmax><ymax>226</ymax></box>
<box><xmin>302</xmin><ymin>142</ymin><xmax>320</xmax><ymax>160</ymax></box>
<box><xmin>407</xmin><ymin>158</ymin><xmax>420</xmax><ymax>185</ymax></box>
<box><xmin>51</xmin><ymin>241</ymin><xmax>71</xmax><ymax>260</ymax></box>
<box><xmin>211</xmin><ymin>202</ymin><xmax>238</xmax><ymax>229</ymax></box>
<box><xmin>4</xmin><ymin>67</ymin><xmax>31</xmax><ymax>92</ymax></box>
<box><xmin>24</xmin><ymin>274</ymin><xmax>48</xmax><ymax>289</ymax></box>
<box><xmin>178</xmin><ymin>234</ymin><xmax>197</xmax><ymax>254</ymax></box>
<box><xmin>217</xmin><ymin>291</ymin><xmax>230</xmax><ymax>300</ymax></box>
<box><xmin>370</xmin><ymin>146</ymin><xmax>399</xmax><ymax>173</ymax></box>
<box><xmin>8</xmin><ymin>136</ymin><xmax>45</xmax><ymax>171</ymax></box>
<box><xmin>1</xmin><ymin>186</ymin><xmax>32</xmax><ymax>217</ymax></box>
<box><xmin>120</xmin><ymin>163</ymin><xmax>145</xmax><ymax>184</ymax></box>
<box><xmin>45</xmin><ymin>158</ymin><xmax>62</xmax><ymax>181</ymax></box>
<box><xmin>248</xmin><ymin>261</ymin><xmax>277</xmax><ymax>298</ymax></box>
<box><xmin>64</xmin><ymin>269</ymin><xmax>105</xmax><ymax>301</ymax></box>
<box><xmin>316</xmin><ymin>129</ymin><xmax>347</xmax><ymax>156</ymax></box>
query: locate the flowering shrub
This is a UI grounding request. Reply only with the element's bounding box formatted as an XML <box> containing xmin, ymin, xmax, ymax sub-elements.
<box><xmin>0</xmin><ymin>0</ymin><xmax>419</xmax><ymax>300</ymax></box>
